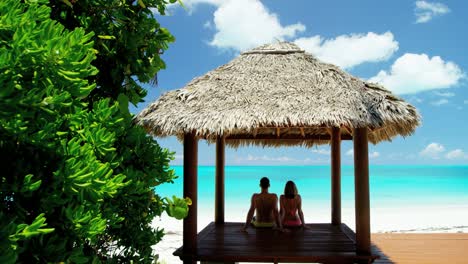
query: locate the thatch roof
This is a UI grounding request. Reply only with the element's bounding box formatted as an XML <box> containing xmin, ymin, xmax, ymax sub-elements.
<box><xmin>136</xmin><ymin>42</ymin><xmax>420</xmax><ymax>147</ymax></box>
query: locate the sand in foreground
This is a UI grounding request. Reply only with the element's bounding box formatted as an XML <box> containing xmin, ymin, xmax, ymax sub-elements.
<box><xmin>372</xmin><ymin>233</ymin><xmax>468</xmax><ymax>264</ymax></box>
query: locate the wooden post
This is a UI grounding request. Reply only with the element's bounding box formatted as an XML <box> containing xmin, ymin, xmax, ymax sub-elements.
<box><xmin>353</xmin><ymin>127</ymin><xmax>371</xmax><ymax>255</ymax></box>
<box><xmin>331</xmin><ymin>127</ymin><xmax>341</xmax><ymax>225</ymax></box>
<box><xmin>215</xmin><ymin>136</ymin><xmax>225</xmax><ymax>224</ymax></box>
<box><xmin>183</xmin><ymin>133</ymin><xmax>198</xmax><ymax>264</ymax></box>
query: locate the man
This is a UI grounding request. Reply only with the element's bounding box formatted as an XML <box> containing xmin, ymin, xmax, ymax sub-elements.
<box><xmin>242</xmin><ymin>177</ymin><xmax>283</xmax><ymax>231</ymax></box>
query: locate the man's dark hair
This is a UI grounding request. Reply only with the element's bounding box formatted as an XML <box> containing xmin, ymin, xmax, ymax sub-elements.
<box><xmin>260</xmin><ymin>177</ymin><xmax>270</xmax><ymax>189</ymax></box>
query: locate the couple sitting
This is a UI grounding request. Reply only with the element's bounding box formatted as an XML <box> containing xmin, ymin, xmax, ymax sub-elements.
<box><xmin>242</xmin><ymin>177</ymin><xmax>306</xmax><ymax>232</ymax></box>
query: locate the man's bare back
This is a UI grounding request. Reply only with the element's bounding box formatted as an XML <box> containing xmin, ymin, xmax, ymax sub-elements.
<box><xmin>243</xmin><ymin>177</ymin><xmax>284</xmax><ymax>231</ymax></box>
<box><xmin>252</xmin><ymin>193</ymin><xmax>278</xmax><ymax>223</ymax></box>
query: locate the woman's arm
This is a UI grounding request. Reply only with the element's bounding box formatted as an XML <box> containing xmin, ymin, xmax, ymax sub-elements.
<box><xmin>297</xmin><ymin>195</ymin><xmax>306</xmax><ymax>227</ymax></box>
<box><xmin>279</xmin><ymin>195</ymin><xmax>285</xmax><ymax>223</ymax></box>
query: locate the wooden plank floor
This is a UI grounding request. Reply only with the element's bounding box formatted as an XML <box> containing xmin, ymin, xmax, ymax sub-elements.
<box><xmin>372</xmin><ymin>233</ymin><xmax>468</xmax><ymax>264</ymax></box>
<box><xmin>174</xmin><ymin>222</ymin><xmax>379</xmax><ymax>263</ymax></box>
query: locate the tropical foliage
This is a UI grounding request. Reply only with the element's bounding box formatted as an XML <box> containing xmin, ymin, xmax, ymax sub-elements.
<box><xmin>0</xmin><ymin>0</ymin><xmax>187</xmax><ymax>263</ymax></box>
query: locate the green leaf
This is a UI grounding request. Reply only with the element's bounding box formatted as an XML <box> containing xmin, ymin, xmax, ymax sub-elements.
<box><xmin>21</xmin><ymin>174</ymin><xmax>42</xmax><ymax>192</ymax></box>
<box><xmin>60</xmin><ymin>0</ymin><xmax>73</xmax><ymax>8</ymax></box>
<box><xmin>117</xmin><ymin>93</ymin><xmax>129</xmax><ymax>114</ymax></box>
<box><xmin>14</xmin><ymin>213</ymin><xmax>55</xmax><ymax>239</ymax></box>
<box><xmin>165</xmin><ymin>196</ymin><xmax>190</xmax><ymax>220</ymax></box>
<box><xmin>97</xmin><ymin>35</ymin><xmax>116</xmax><ymax>40</ymax></box>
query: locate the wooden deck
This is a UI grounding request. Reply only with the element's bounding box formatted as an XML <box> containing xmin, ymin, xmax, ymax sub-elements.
<box><xmin>174</xmin><ymin>222</ymin><xmax>379</xmax><ymax>263</ymax></box>
<box><xmin>372</xmin><ymin>233</ymin><xmax>468</xmax><ymax>264</ymax></box>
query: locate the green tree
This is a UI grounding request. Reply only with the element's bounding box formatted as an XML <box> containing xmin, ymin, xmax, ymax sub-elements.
<box><xmin>0</xmin><ymin>0</ymin><xmax>188</xmax><ymax>263</ymax></box>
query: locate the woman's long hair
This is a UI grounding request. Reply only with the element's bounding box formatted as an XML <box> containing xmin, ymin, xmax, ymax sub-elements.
<box><xmin>284</xmin><ymin>180</ymin><xmax>298</xmax><ymax>199</ymax></box>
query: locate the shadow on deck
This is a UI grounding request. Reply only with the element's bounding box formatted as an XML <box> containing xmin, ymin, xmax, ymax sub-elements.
<box><xmin>175</xmin><ymin>222</ymin><xmax>388</xmax><ymax>264</ymax></box>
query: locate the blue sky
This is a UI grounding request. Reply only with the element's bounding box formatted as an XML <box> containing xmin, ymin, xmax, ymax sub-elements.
<box><xmin>134</xmin><ymin>0</ymin><xmax>468</xmax><ymax>165</ymax></box>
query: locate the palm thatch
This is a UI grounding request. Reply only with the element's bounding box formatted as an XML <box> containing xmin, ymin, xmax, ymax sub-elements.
<box><xmin>136</xmin><ymin>42</ymin><xmax>420</xmax><ymax>147</ymax></box>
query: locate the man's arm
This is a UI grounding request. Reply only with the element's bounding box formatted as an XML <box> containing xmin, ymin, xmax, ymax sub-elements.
<box><xmin>243</xmin><ymin>194</ymin><xmax>256</xmax><ymax>230</ymax></box>
<box><xmin>273</xmin><ymin>194</ymin><xmax>283</xmax><ymax>230</ymax></box>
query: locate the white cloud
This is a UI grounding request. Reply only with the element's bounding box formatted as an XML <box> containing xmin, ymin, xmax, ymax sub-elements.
<box><xmin>294</xmin><ymin>32</ymin><xmax>398</xmax><ymax>69</ymax></box>
<box><xmin>344</xmin><ymin>149</ymin><xmax>379</xmax><ymax>159</ymax></box>
<box><xmin>311</xmin><ymin>148</ymin><xmax>331</xmax><ymax>155</ymax></box>
<box><xmin>431</xmin><ymin>98</ymin><xmax>449</xmax><ymax>106</ymax></box>
<box><xmin>434</xmin><ymin>91</ymin><xmax>455</xmax><ymax>97</ymax></box>
<box><xmin>369</xmin><ymin>53</ymin><xmax>464</xmax><ymax>94</ymax></box>
<box><xmin>408</xmin><ymin>97</ymin><xmax>424</xmax><ymax>104</ymax></box>
<box><xmin>419</xmin><ymin>143</ymin><xmax>445</xmax><ymax>159</ymax></box>
<box><xmin>445</xmin><ymin>149</ymin><xmax>467</xmax><ymax>160</ymax></box>
<box><xmin>203</xmin><ymin>20</ymin><xmax>213</xmax><ymax>29</ymax></box>
<box><xmin>388</xmin><ymin>153</ymin><xmax>404</xmax><ymax>160</ymax></box>
<box><xmin>388</xmin><ymin>153</ymin><xmax>417</xmax><ymax>160</ymax></box>
<box><xmin>168</xmin><ymin>0</ymin><xmax>222</xmax><ymax>12</ymax></box>
<box><xmin>246</xmin><ymin>154</ymin><xmax>293</xmax><ymax>162</ymax></box>
<box><xmin>168</xmin><ymin>0</ymin><xmax>305</xmax><ymax>51</ymax></box>
<box><xmin>237</xmin><ymin>154</ymin><xmax>329</xmax><ymax>164</ymax></box>
<box><xmin>208</xmin><ymin>0</ymin><xmax>305</xmax><ymax>51</ymax></box>
<box><xmin>418</xmin><ymin>143</ymin><xmax>468</xmax><ymax>161</ymax></box>
<box><xmin>415</xmin><ymin>1</ymin><xmax>450</xmax><ymax>23</ymax></box>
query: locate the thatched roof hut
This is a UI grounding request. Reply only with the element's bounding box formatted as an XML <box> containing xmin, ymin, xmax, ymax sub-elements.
<box><xmin>136</xmin><ymin>42</ymin><xmax>422</xmax><ymax>263</ymax></box>
<box><xmin>136</xmin><ymin>42</ymin><xmax>420</xmax><ymax>147</ymax></box>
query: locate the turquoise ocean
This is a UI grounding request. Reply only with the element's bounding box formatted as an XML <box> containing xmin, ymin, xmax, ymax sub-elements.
<box><xmin>153</xmin><ymin>165</ymin><xmax>468</xmax><ymax>262</ymax></box>
<box><xmin>157</xmin><ymin>165</ymin><xmax>468</xmax><ymax>209</ymax></box>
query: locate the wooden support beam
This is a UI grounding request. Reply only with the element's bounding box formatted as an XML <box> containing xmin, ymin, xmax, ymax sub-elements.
<box><xmin>215</xmin><ymin>136</ymin><xmax>225</xmax><ymax>224</ymax></box>
<box><xmin>343</xmin><ymin>126</ymin><xmax>353</xmax><ymax>135</ymax></box>
<box><xmin>331</xmin><ymin>127</ymin><xmax>341</xmax><ymax>226</ymax></box>
<box><xmin>276</xmin><ymin>127</ymin><xmax>280</xmax><ymax>138</ymax></box>
<box><xmin>225</xmin><ymin>134</ymin><xmax>352</xmax><ymax>140</ymax></box>
<box><xmin>299</xmin><ymin>127</ymin><xmax>305</xmax><ymax>138</ymax></box>
<box><xmin>253</xmin><ymin>128</ymin><xmax>258</xmax><ymax>138</ymax></box>
<box><xmin>353</xmin><ymin>127</ymin><xmax>371</xmax><ymax>256</ymax></box>
<box><xmin>183</xmin><ymin>133</ymin><xmax>198</xmax><ymax>264</ymax></box>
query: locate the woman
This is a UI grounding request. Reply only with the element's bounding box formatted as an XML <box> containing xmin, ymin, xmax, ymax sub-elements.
<box><xmin>280</xmin><ymin>181</ymin><xmax>306</xmax><ymax>228</ymax></box>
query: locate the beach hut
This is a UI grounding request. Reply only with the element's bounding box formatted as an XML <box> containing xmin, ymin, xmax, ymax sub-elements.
<box><xmin>136</xmin><ymin>42</ymin><xmax>420</xmax><ymax>264</ymax></box>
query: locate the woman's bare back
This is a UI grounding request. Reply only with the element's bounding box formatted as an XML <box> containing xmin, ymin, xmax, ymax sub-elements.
<box><xmin>281</xmin><ymin>195</ymin><xmax>300</xmax><ymax>221</ymax></box>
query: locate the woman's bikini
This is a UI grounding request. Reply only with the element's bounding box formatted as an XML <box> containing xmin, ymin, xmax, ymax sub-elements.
<box><xmin>283</xmin><ymin>196</ymin><xmax>302</xmax><ymax>227</ymax></box>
